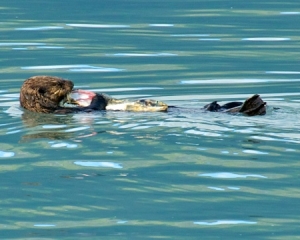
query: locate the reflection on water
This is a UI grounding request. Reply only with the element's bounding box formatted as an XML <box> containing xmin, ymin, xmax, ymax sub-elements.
<box><xmin>74</xmin><ymin>161</ymin><xmax>123</xmax><ymax>169</ymax></box>
<box><xmin>21</xmin><ymin>64</ymin><xmax>124</xmax><ymax>72</ymax></box>
<box><xmin>1</xmin><ymin>0</ymin><xmax>300</xmax><ymax>238</ymax></box>
<box><xmin>15</xmin><ymin>26</ymin><xmax>64</xmax><ymax>31</ymax></box>
<box><xmin>199</xmin><ymin>172</ymin><xmax>267</xmax><ymax>179</ymax></box>
<box><xmin>194</xmin><ymin>220</ymin><xmax>257</xmax><ymax>226</ymax></box>
<box><xmin>0</xmin><ymin>150</ymin><xmax>15</xmax><ymax>157</ymax></box>
<box><xmin>241</xmin><ymin>37</ymin><xmax>291</xmax><ymax>41</ymax></box>
<box><xmin>66</xmin><ymin>23</ymin><xmax>130</xmax><ymax>28</ymax></box>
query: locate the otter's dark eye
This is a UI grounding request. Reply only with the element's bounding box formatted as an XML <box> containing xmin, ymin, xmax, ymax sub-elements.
<box><xmin>38</xmin><ymin>88</ymin><xmax>46</xmax><ymax>95</ymax></box>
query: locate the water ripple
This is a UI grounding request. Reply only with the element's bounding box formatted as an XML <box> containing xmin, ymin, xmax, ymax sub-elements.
<box><xmin>42</xmin><ymin>125</ymin><xmax>67</xmax><ymax>129</ymax></box>
<box><xmin>149</xmin><ymin>24</ymin><xmax>174</xmax><ymax>27</ymax></box>
<box><xmin>67</xmin><ymin>24</ymin><xmax>130</xmax><ymax>28</ymax></box>
<box><xmin>242</xmin><ymin>37</ymin><xmax>290</xmax><ymax>41</ymax></box>
<box><xmin>34</xmin><ymin>224</ymin><xmax>56</xmax><ymax>227</ymax></box>
<box><xmin>64</xmin><ymin>126</ymin><xmax>90</xmax><ymax>132</ymax></box>
<box><xmin>15</xmin><ymin>26</ymin><xmax>64</xmax><ymax>31</ymax></box>
<box><xmin>199</xmin><ymin>172</ymin><xmax>267</xmax><ymax>179</ymax></box>
<box><xmin>171</xmin><ymin>34</ymin><xmax>210</xmax><ymax>37</ymax></box>
<box><xmin>194</xmin><ymin>220</ymin><xmax>257</xmax><ymax>225</ymax></box>
<box><xmin>266</xmin><ymin>71</ymin><xmax>300</xmax><ymax>74</ymax></box>
<box><xmin>89</xmin><ymin>87</ymin><xmax>163</xmax><ymax>92</ymax></box>
<box><xmin>50</xmin><ymin>142</ymin><xmax>78</xmax><ymax>148</ymax></box>
<box><xmin>199</xmin><ymin>38</ymin><xmax>221</xmax><ymax>41</ymax></box>
<box><xmin>69</xmin><ymin>68</ymin><xmax>124</xmax><ymax>72</ymax></box>
<box><xmin>106</xmin><ymin>53</ymin><xmax>177</xmax><ymax>57</ymax></box>
<box><xmin>185</xmin><ymin>129</ymin><xmax>222</xmax><ymax>137</ymax></box>
<box><xmin>243</xmin><ymin>150</ymin><xmax>268</xmax><ymax>155</ymax></box>
<box><xmin>21</xmin><ymin>64</ymin><xmax>123</xmax><ymax>72</ymax></box>
<box><xmin>280</xmin><ymin>12</ymin><xmax>300</xmax><ymax>15</ymax></box>
<box><xmin>74</xmin><ymin>161</ymin><xmax>122</xmax><ymax>169</ymax></box>
<box><xmin>0</xmin><ymin>42</ymin><xmax>46</xmax><ymax>46</ymax></box>
<box><xmin>180</xmin><ymin>78</ymin><xmax>300</xmax><ymax>84</ymax></box>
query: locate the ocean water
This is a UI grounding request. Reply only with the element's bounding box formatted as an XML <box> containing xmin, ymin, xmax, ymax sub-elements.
<box><xmin>1</xmin><ymin>1</ymin><xmax>300</xmax><ymax>239</ymax></box>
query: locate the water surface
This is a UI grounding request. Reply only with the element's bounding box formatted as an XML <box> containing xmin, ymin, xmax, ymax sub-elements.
<box><xmin>1</xmin><ymin>0</ymin><xmax>300</xmax><ymax>239</ymax></box>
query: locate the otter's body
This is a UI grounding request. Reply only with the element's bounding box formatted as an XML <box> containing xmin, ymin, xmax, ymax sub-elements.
<box><xmin>19</xmin><ymin>75</ymin><xmax>266</xmax><ymax>116</ymax></box>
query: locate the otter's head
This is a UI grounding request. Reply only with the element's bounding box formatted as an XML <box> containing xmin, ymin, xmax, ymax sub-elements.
<box><xmin>20</xmin><ymin>76</ymin><xmax>74</xmax><ymax>113</ymax></box>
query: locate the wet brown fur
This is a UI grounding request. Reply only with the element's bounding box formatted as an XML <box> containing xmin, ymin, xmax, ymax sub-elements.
<box><xmin>20</xmin><ymin>76</ymin><xmax>74</xmax><ymax>113</ymax></box>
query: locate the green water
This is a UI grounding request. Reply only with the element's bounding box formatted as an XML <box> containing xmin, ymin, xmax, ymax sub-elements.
<box><xmin>1</xmin><ymin>1</ymin><xmax>300</xmax><ymax>239</ymax></box>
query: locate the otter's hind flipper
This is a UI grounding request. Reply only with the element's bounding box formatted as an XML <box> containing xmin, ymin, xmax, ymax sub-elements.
<box><xmin>203</xmin><ymin>101</ymin><xmax>221</xmax><ymax>112</ymax></box>
<box><xmin>239</xmin><ymin>94</ymin><xmax>266</xmax><ymax>116</ymax></box>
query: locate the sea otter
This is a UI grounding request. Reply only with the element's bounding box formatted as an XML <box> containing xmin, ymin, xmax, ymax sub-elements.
<box><xmin>19</xmin><ymin>76</ymin><xmax>266</xmax><ymax>115</ymax></box>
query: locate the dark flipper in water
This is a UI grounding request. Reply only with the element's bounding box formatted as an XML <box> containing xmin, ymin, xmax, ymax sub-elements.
<box><xmin>205</xmin><ymin>94</ymin><xmax>266</xmax><ymax>116</ymax></box>
<box><xmin>238</xmin><ymin>94</ymin><xmax>266</xmax><ymax>116</ymax></box>
<box><xmin>203</xmin><ymin>101</ymin><xmax>243</xmax><ymax>112</ymax></box>
<box><xmin>203</xmin><ymin>101</ymin><xmax>222</xmax><ymax>111</ymax></box>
